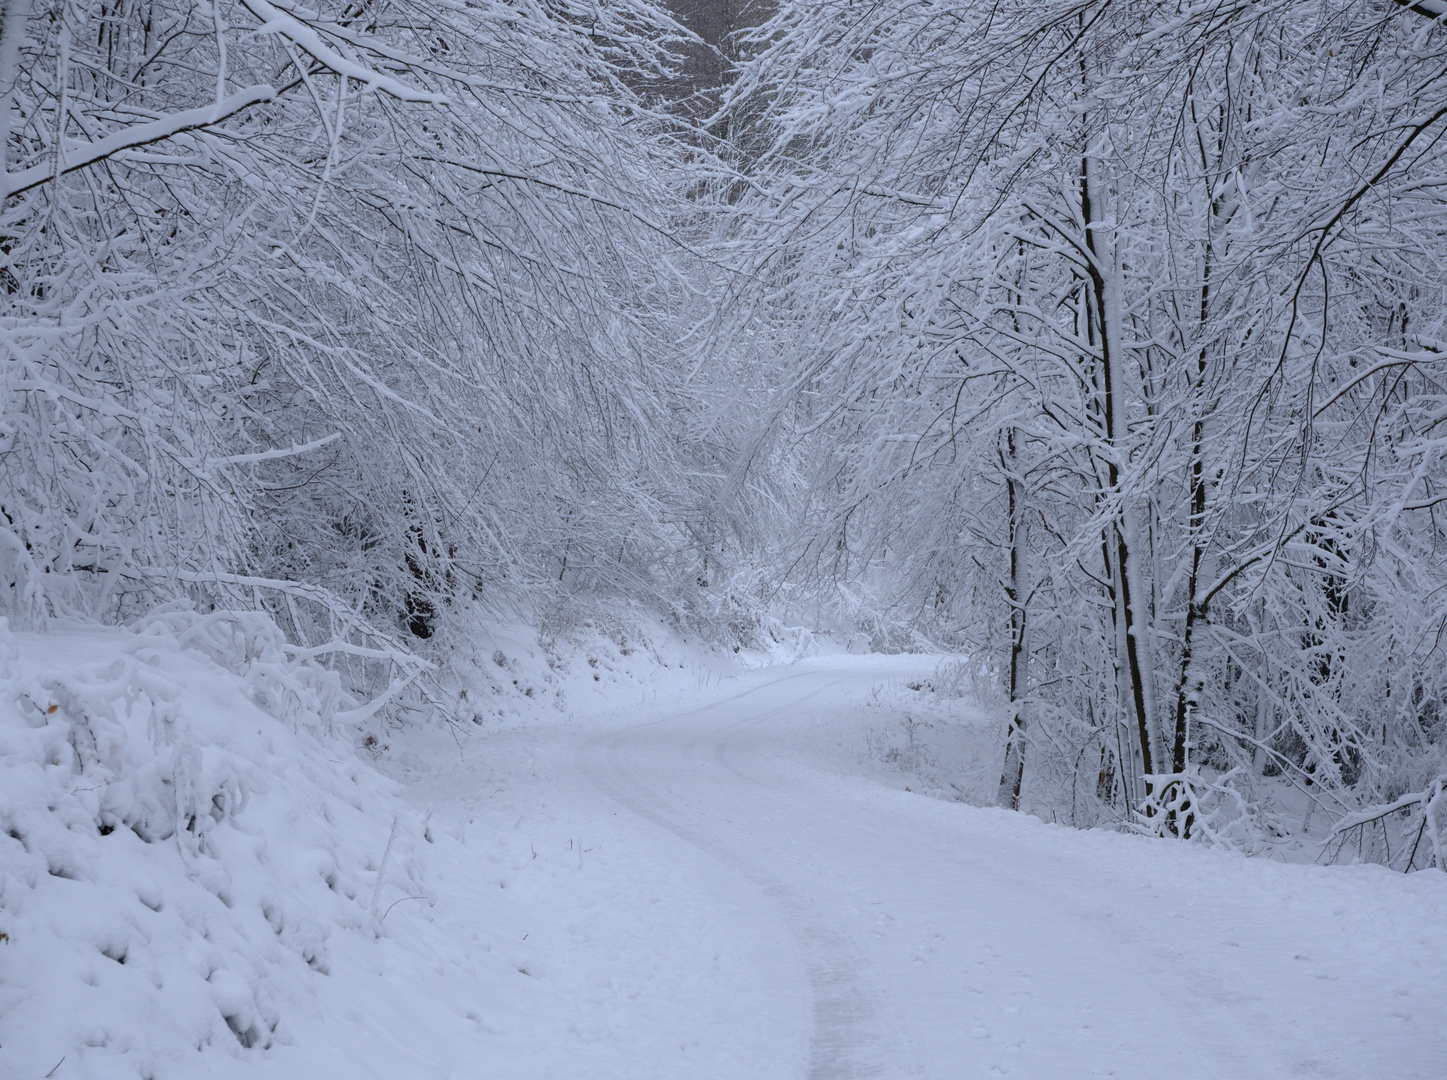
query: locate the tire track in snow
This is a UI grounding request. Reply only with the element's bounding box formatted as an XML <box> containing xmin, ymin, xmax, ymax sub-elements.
<box><xmin>578</xmin><ymin>668</ymin><xmax>922</xmax><ymax>1080</ymax></box>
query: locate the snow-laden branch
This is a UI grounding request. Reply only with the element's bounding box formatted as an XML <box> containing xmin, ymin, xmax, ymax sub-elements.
<box><xmin>184</xmin><ymin>432</ymin><xmax>341</xmax><ymax>470</ymax></box>
<box><xmin>1</xmin><ymin>85</ymin><xmax>275</xmax><ymax>199</ymax></box>
<box><xmin>1331</xmin><ymin>781</ymin><xmax>1445</xmax><ymax>836</ymax></box>
<box><xmin>1389</xmin><ymin>0</ymin><xmax>1447</xmax><ymax>20</ymax></box>
<box><xmin>256</xmin><ymin>5</ymin><xmax>591</xmax><ymax>105</ymax></box>
<box><xmin>168</xmin><ymin>571</ymin><xmax>426</xmax><ymax>659</ymax></box>
<box><xmin>238</xmin><ymin>0</ymin><xmax>449</xmax><ymax>104</ymax></box>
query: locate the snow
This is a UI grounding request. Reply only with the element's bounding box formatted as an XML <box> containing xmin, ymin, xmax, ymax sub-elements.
<box><xmin>4</xmin><ymin>622</ymin><xmax>1446</xmax><ymax>1078</ymax></box>
<box><xmin>0</xmin><ymin>613</ymin><xmax>442</xmax><ymax>1079</ymax></box>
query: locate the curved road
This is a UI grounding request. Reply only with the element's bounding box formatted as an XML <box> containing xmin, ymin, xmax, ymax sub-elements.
<box><xmin>573</xmin><ymin>661</ymin><xmax>1447</xmax><ymax>1080</ymax></box>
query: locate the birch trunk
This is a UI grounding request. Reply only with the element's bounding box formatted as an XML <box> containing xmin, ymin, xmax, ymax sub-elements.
<box><xmin>997</xmin><ymin>426</ymin><xmax>1031</xmax><ymax>810</ymax></box>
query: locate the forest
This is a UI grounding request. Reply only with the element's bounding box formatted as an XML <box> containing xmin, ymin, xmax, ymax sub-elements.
<box><xmin>2</xmin><ymin>0</ymin><xmax>1446</xmax><ymax>869</ymax></box>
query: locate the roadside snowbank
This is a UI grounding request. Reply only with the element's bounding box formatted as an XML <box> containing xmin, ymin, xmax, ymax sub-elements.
<box><xmin>0</xmin><ymin>612</ymin><xmax>436</xmax><ymax>1079</ymax></box>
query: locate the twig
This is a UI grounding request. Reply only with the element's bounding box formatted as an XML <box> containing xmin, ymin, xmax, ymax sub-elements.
<box><xmin>381</xmin><ymin>895</ymin><xmax>429</xmax><ymax>922</ymax></box>
<box><xmin>1406</xmin><ymin>816</ymin><xmax>1428</xmax><ymax>872</ymax></box>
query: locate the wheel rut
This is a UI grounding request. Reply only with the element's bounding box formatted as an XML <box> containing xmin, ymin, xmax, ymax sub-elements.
<box><xmin>578</xmin><ymin>671</ymin><xmax>920</xmax><ymax>1080</ymax></box>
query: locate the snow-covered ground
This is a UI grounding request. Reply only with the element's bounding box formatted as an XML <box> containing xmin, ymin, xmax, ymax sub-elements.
<box><xmin>5</xmin><ymin>623</ymin><xmax>1446</xmax><ymax>1078</ymax></box>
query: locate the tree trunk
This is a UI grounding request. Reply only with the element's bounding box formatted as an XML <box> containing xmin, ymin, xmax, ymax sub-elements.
<box><xmin>0</xmin><ymin>0</ymin><xmax>31</xmax><ymax>177</ymax></box>
<box><xmin>997</xmin><ymin>427</ymin><xmax>1031</xmax><ymax>810</ymax></box>
<box><xmin>1082</xmin><ymin>148</ymin><xmax>1159</xmax><ymax>793</ymax></box>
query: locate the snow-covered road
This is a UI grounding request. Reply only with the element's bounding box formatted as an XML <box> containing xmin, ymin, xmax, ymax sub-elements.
<box><xmin>570</xmin><ymin>659</ymin><xmax>1447</xmax><ymax>1079</ymax></box>
<box><xmin>580</xmin><ymin>668</ymin><xmax>914</xmax><ymax>1080</ymax></box>
<box><xmin>379</xmin><ymin>655</ymin><xmax>1447</xmax><ymax>1080</ymax></box>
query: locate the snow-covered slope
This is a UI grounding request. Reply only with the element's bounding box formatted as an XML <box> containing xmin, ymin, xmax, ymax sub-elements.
<box><xmin>0</xmin><ymin>609</ymin><xmax>745</xmax><ymax>1080</ymax></box>
<box><xmin>0</xmin><ymin>613</ymin><xmax>455</xmax><ymax>1079</ymax></box>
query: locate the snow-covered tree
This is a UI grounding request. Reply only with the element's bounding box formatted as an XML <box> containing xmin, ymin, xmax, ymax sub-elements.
<box><xmin>0</xmin><ymin>0</ymin><xmax>709</xmax><ymax>651</ymax></box>
<box><xmin>725</xmin><ymin>0</ymin><xmax>1447</xmax><ymax>855</ymax></box>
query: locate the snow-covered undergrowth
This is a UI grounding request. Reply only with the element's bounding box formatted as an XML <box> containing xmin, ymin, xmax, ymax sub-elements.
<box><xmin>397</xmin><ymin>603</ymin><xmax>820</xmax><ymax>742</ymax></box>
<box><xmin>0</xmin><ymin>612</ymin><xmax>430</xmax><ymax>1079</ymax></box>
<box><xmin>851</xmin><ymin>668</ymin><xmax>1005</xmax><ymax>810</ymax></box>
<box><xmin>856</xmin><ymin>659</ymin><xmax>1446</xmax><ymax>865</ymax></box>
<box><xmin>856</xmin><ymin>667</ymin><xmax>1279</xmax><ymax>834</ymax></box>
